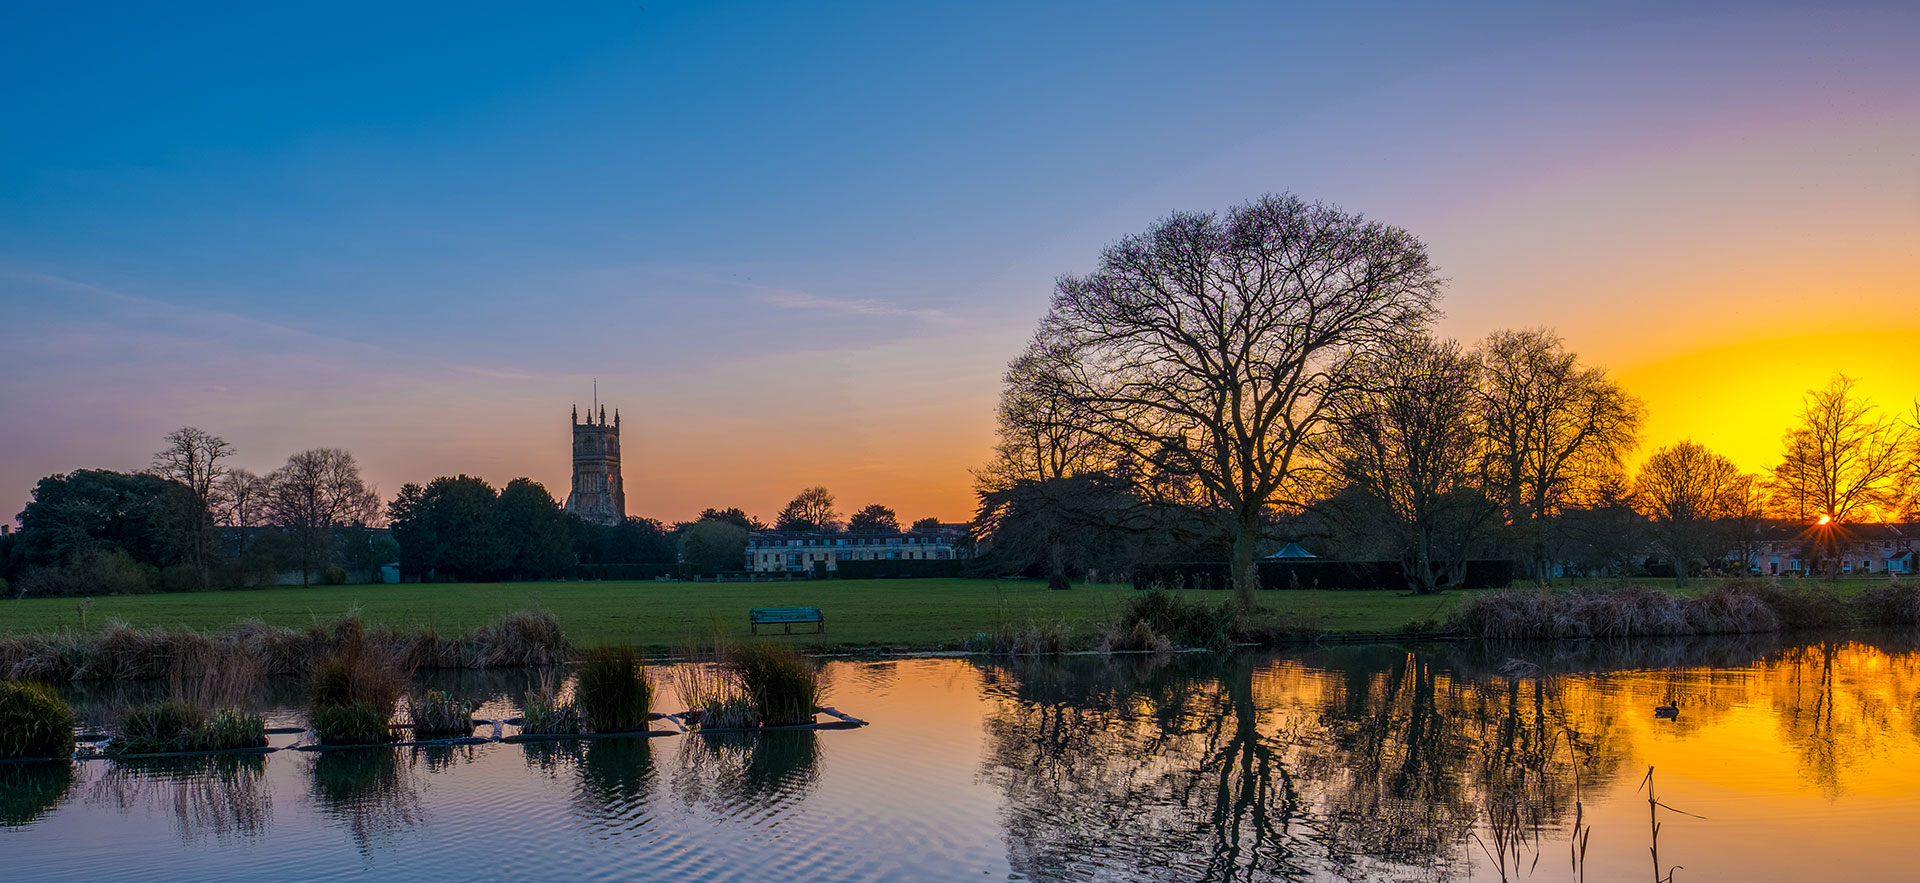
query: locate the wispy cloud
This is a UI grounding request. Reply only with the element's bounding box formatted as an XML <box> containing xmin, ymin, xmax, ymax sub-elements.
<box><xmin>756</xmin><ymin>289</ymin><xmax>956</xmax><ymax>324</ymax></box>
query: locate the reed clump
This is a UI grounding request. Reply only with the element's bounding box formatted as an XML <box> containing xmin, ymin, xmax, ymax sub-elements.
<box><xmin>518</xmin><ymin>677</ymin><xmax>582</xmax><ymax>735</ymax></box>
<box><xmin>670</xmin><ymin>661</ymin><xmax>758</xmax><ymax>729</ymax></box>
<box><xmin>0</xmin><ymin>607</ymin><xmax>575</xmax><ymax>683</ymax></box>
<box><xmin>724</xmin><ymin>643</ymin><xmax>824</xmax><ymax>727</ymax></box>
<box><xmin>1097</xmin><ymin>620</ymin><xmax>1173</xmax><ymax>654</ymax></box>
<box><xmin>407</xmin><ymin>690</ymin><xmax>478</xmax><ymax>738</ymax></box>
<box><xmin>575</xmin><ymin>645</ymin><xmax>652</xmax><ymax>733</ymax></box>
<box><xmin>1852</xmin><ymin>584</ymin><xmax>1920</xmax><ymax>625</ymax></box>
<box><xmin>0</xmin><ymin>680</ymin><xmax>74</xmax><ymax>760</ymax></box>
<box><xmin>1115</xmin><ymin>588</ymin><xmax>1237</xmax><ymax>651</ymax></box>
<box><xmin>308</xmin><ymin>621</ymin><xmax>409</xmax><ymax>745</ymax></box>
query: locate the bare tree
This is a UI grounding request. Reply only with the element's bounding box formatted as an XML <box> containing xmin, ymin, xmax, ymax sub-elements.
<box><xmin>1767</xmin><ymin>375</ymin><xmax>1912</xmax><ymax>576</ymax></box>
<box><xmin>1722</xmin><ymin>472</ymin><xmax>1770</xmax><ymax>577</ymax></box>
<box><xmin>150</xmin><ymin>427</ymin><xmax>234</xmax><ymax>589</ymax></box>
<box><xmin>266</xmin><ymin>448</ymin><xmax>379</xmax><ymax>585</ymax></box>
<box><xmin>976</xmin><ymin>340</ymin><xmax>1118</xmax><ymax>493</ymax></box>
<box><xmin>774</xmin><ymin>486</ymin><xmax>840</xmax><ymax>532</ymax></box>
<box><xmin>219</xmin><ymin>468</ymin><xmax>269</xmax><ymax>556</ymax></box>
<box><xmin>1633</xmin><ymin>440</ymin><xmax>1742</xmax><ymax>586</ymax></box>
<box><xmin>1029</xmin><ymin>193</ymin><xmax>1443</xmax><ymax>609</ymax></box>
<box><xmin>1322</xmin><ymin>334</ymin><xmax>1495</xmax><ymax>594</ymax></box>
<box><xmin>1475</xmin><ymin>328</ymin><xmax>1644</xmax><ymax>582</ymax></box>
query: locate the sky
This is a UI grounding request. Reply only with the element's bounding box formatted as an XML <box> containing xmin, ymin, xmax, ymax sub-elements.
<box><xmin>3</xmin><ymin>0</ymin><xmax>1918</xmax><ymax>526</ymax></box>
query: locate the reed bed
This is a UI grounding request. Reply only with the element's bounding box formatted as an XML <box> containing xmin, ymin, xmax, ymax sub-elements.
<box><xmin>0</xmin><ymin>608</ymin><xmax>574</xmax><ymax>683</ymax></box>
<box><xmin>1446</xmin><ymin>580</ymin><xmax>1874</xmax><ymax>640</ymax></box>
<box><xmin>724</xmin><ymin>644</ymin><xmax>825</xmax><ymax>727</ymax></box>
<box><xmin>111</xmin><ymin>701</ymin><xmax>266</xmax><ymax>755</ymax></box>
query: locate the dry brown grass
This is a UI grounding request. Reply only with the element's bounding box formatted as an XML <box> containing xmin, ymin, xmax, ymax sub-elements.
<box><xmin>0</xmin><ymin>608</ymin><xmax>575</xmax><ymax>682</ymax></box>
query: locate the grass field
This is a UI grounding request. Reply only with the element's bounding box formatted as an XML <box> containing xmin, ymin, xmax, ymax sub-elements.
<box><xmin>0</xmin><ymin>578</ymin><xmax>1479</xmax><ymax>650</ymax></box>
<box><xmin>3</xmin><ymin>575</ymin><xmax>1891</xmax><ymax>651</ymax></box>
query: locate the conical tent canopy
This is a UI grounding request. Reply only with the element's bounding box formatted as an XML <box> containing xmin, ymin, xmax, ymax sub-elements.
<box><xmin>1266</xmin><ymin>542</ymin><xmax>1317</xmax><ymax>559</ymax></box>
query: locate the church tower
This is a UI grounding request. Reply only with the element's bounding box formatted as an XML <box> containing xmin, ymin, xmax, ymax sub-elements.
<box><xmin>565</xmin><ymin>402</ymin><xmax>626</xmax><ymax>526</ymax></box>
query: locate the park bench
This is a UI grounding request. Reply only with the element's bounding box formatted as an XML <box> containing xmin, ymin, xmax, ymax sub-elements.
<box><xmin>749</xmin><ymin>606</ymin><xmax>825</xmax><ymax>635</ymax></box>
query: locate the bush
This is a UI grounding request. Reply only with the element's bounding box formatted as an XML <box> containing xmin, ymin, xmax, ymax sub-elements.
<box><xmin>408</xmin><ymin>690</ymin><xmax>477</xmax><ymax>738</ymax></box>
<box><xmin>725</xmin><ymin>643</ymin><xmax>823</xmax><ymax>726</ymax></box>
<box><xmin>575</xmin><ymin>646</ymin><xmax>652</xmax><ymax>733</ymax></box>
<box><xmin>114</xmin><ymin>701</ymin><xmax>266</xmax><ymax>754</ymax></box>
<box><xmin>465</xmin><ymin>608</ymin><xmax>574</xmax><ymax>667</ymax></box>
<box><xmin>519</xmin><ymin>686</ymin><xmax>583</xmax><ymax>736</ymax></box>
<box><xmin>1853</xmin><ymin>584</ymin><xmax>1920</xmax><ymax>625</ymax></box>
<box><xmin>312</xmin><ymin>702</ymin><xmax>395</xmax><ymax>745</ymax></box>
<box><xmin>323</xmin><ymin>565</ymin><xmax>348</xmax><ymax>586</ymax></box>
<box><xmin>1449</xmin><ymin>585</ymin><xmax>1786</xmax><ymax>640</ymax></box>
<box><xmin>0</xmin><ymin>680</ymin><xmax>74</xmax><ymax>759</ymax></box>
<box><xmin>14</xmin><ymin>549</ymin><xmax>154</xmax><ymax>598</ymax></box>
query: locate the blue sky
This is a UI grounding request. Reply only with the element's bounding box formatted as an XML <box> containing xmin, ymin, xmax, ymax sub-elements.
<box><xmin>4</xmin><ymin>1</ymin><xmax>1917</xmax><ymax>522</ymax></box>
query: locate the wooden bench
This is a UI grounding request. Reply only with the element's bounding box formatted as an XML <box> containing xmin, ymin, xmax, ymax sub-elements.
<box><xmin>749</xmin><ymin>606</ymin><xmax>825</xmax><ymax>635</ymax></box>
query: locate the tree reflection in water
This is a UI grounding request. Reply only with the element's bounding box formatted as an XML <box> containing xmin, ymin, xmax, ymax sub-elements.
<box><xmin>1</xmin><ymin>762</ymin><xmax>74</xmax><ymax>828</ymax></box>
<box><xmin>574</xmin><ymin>738</ymin><xmax>653</xmax><ymax>827</ymax></box>
<box><xmin>977</xmin><ymin>634</ymin><xmax>1920</xmax><ymax>881</ymax></box>
<box><xmin>671</xmin><ymin>730</ymin><xmax>820</xmax><ymax>817</ymax></box>
<box><xmin>977</xmin><ymin>650</ymin><xmax>1634</xmax><ymax>882</ymax></box>
<box><xmin>308</xmin><ymin>750</ymin><xmax>425</xmax><ymax>851</ymax></box>
<box><xmin>87</xmin><ymin>755</ymin><xmax>272</xmax><ymax>842</ymax></box>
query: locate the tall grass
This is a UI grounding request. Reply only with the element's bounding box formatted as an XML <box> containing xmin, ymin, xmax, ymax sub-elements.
<box><xmin>671</xmin><ymin>661</ymin><xmax>757</xmax><ymax>729</ymax></box>
<box><xmin>0</xmin><ymin>607</ymin><xmax>575</xmax><ymax>683</ymax></box>
<box><xmin>724</xmin><ymin>643</ymin><xmax>824</xmax><ymax>726</ymax></box>
<box><xmin>0</xmin><ymin>680</ymin><xmax>74</xmax><ymax>759</ymax></box>
<box><xmin>575</xmin><ymin>646</ymin><xmax>652</xmax><ymax>733</ymax></box>
<box><xmin>1110</xmin><ymin>588</ymin><xmax>1237</xmax><ymax>651</ymax></box>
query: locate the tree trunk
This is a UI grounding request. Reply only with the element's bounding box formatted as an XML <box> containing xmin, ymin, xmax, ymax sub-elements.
<box><xmin>1672</xmin><ymin>555</ymin><xmax>1689</xmax><ymax>588</ymax></box>
<box><xmin>1231</xmin><ymin>520</ymin><xmax>1260</xmax><ymax>612</ymax></box>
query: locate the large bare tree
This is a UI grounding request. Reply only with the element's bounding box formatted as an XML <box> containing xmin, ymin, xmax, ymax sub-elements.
<box><xmin>266</xmin><ymin>448</ymin><xmax>380</xmax><ymax>585</ymax></box>
<box><xmin>1323</xmin><ymin>334</ymin><xmax>1495</xmax><ymax>594</ymax></box>
<box><xmin>150</xmin><ymin>427</ymin><xmax>234</xmax><ymax>589</ymax></box>
<box><xmin>774</xmin><ymin>486</ymin><xmax>840</xmax><ymax>532</ymax></box>
<box><xmin>1633</xmin><ymin>440</ymin><xmax>1742</xmax><ymax>586</ymax></box>
<box><xmin>1475</xmin><ymin>328</ymin><xmax>1644</xmax><ymax>582</ymax></box>
<box><xmin>1031</xmin><ymin>193</ymin><xmax>1443</xmax><ymax>609</ymax></box>
<box><xmin>976</xmin><ymin>339</ymin><xmax>1118</xmax><ymax>493</ymax></box>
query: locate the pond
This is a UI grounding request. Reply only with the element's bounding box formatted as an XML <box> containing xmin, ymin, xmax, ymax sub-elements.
<box><xmin>6</xmin><ymin>633</ymin><xmax>1919</xmax><ymax>881</ymax></box>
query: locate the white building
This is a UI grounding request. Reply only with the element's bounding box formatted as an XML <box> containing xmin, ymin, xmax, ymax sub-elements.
<box><xmin>745</xmin><ymin>526</ymin><xmax>973</xmax><ymax>573</ymax></box>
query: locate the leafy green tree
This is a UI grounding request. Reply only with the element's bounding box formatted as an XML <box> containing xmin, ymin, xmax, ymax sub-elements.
<box><xmin>848</xmin><ymin>504</ymin><xmax>898</xmax><ymax>533</ymax></box>
<box><xmin>603</xmin><ymin>517</ymin><xmax>675</xmax><ymax>563</ymax></box>
<box><xmin>680</xmin><ymin>519</ymin><xmax>748</xmax><ymax>575</ymax></box>
<box><xmin>388</xmin><ymin>475</ymin><xmax>504</xmax><ymax>581</ymax></box>
<box><xmin>497</xmin><ymin>478</ymin><xmax>572</xmax><ymax>579</ymax></box>
<box><xmin>14</xmin><ymin>469</ymin><xmax>193</xmax><ymax>572</ymax></box>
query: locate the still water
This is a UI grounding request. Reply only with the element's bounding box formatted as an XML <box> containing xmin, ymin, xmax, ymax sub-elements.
<box><xmin>6</xmin><ymin>634</ymin><xmax>1919</xmax><ymax>881</ymax></box>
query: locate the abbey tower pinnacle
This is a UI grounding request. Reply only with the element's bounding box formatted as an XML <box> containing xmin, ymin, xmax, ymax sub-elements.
<box><xmin>565</xmin><ymin>402</ymin><xmax>626</xmax><ymax>526</ymax></box>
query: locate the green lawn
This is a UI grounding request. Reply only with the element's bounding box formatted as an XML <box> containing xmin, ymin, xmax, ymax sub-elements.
<box><xmin>0</xmin><ymin>578</ymin><xmax>1480</xmax><ymax>650</ymax></box>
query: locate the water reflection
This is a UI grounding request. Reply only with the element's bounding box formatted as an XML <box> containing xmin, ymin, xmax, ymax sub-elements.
<box><xmin>308</xmin><ymin>750</ymin><xmax>425</xmax><ymax>850</ymax></box>
<box><xmin>87</xmin><ymin>755</ymin><xmax>272</xmax><ymax>842</ymax></box>
<box><xmin>672</xmin><ymin>731</ymin><xmax>821</xmax><ymax>818</ymax></box>
<box><xmin>0</xmin><ymin>762</ymin><xmax>74</xmax><ymax>827</ymax></box>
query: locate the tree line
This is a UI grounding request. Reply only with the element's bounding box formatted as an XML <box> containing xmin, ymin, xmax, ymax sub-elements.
<box><xmin>972</xmin><ymin>193</ymin><xmax>1920</xmax><ymax>602</ymax></box>
<box><xmin>2</xmin><ymin>430</ymin><xmax>384</xmax><ymax>596</ymax></box>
